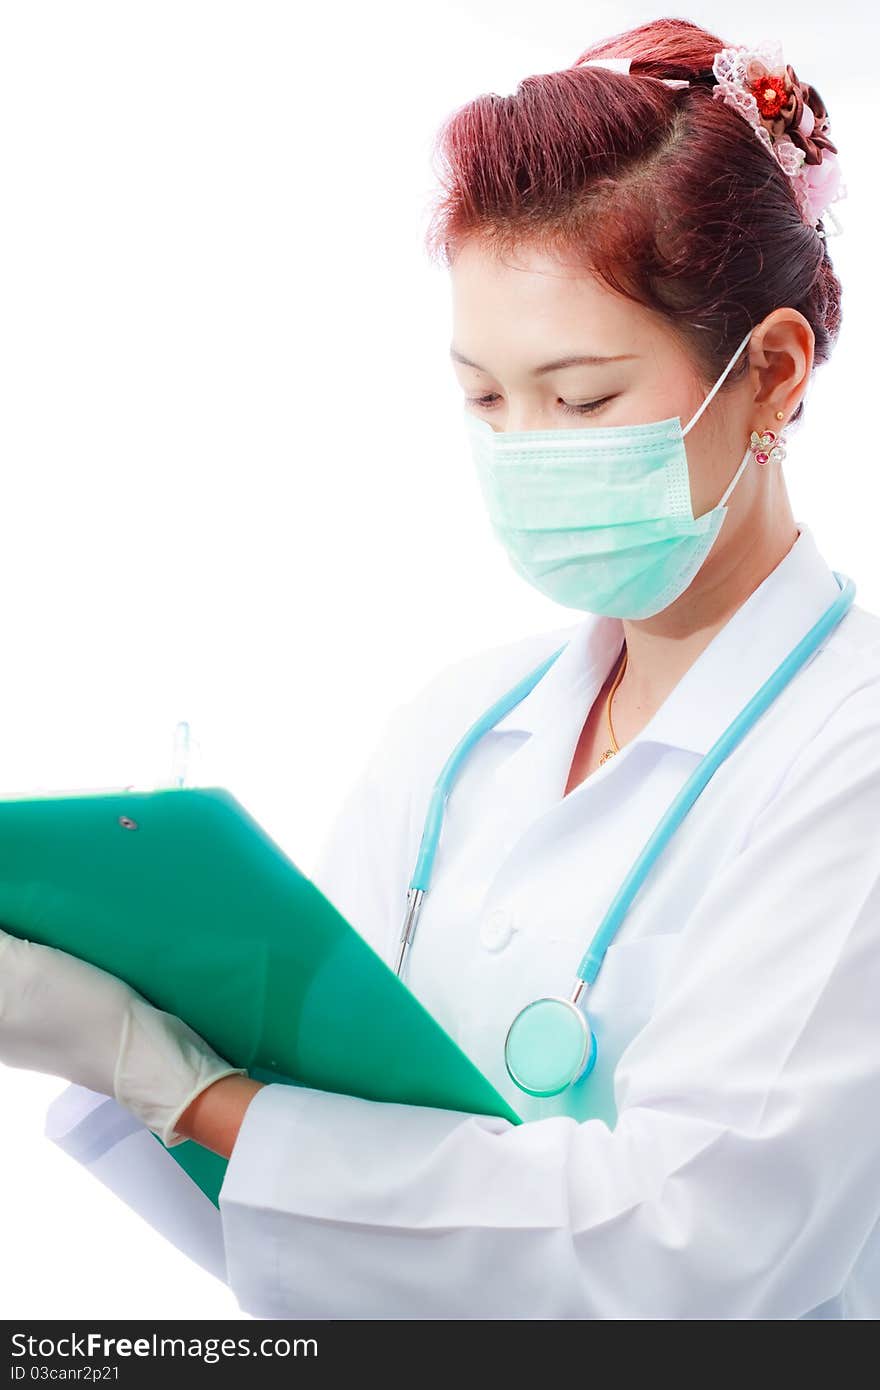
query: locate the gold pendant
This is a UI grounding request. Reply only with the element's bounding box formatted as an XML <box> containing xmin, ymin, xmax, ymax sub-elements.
<box><xmin>598</xmin><ymin>747</ymin><xmax>616</xmax><ymax>765</ymax></box>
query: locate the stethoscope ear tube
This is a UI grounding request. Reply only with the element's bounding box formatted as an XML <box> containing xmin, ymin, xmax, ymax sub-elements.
<box><xmin>394</xmin><ymin>887</ymin><xmax>424</xmax><ymax>978</ymax></box>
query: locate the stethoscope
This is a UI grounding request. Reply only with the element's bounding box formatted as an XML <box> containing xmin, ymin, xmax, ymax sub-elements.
<box><xmin>394</xmin><ymin>570</ymin><xmax>856</xmax><ymax>1099</ymax></box>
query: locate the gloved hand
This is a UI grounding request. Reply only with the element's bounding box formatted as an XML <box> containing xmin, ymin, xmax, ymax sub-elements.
<box><xmin>0</xmin><ymin>924</ymin><xmax>246</xmax><ymax>1147</ymax></box>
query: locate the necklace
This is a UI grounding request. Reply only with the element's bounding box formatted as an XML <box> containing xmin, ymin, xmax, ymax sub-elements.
<box><xmin>598</xmin><ymin>645</ymin><xmax>627</xmax><ymax>765</ymax></box>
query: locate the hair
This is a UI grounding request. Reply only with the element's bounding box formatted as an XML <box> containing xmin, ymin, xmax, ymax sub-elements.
<box><xmin>423</xmin><ymin>17</ymin><xmax>843</xmax><ymax>427</ymax></box>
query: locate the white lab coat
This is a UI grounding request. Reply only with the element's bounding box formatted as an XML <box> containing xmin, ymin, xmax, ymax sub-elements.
<box><xmin>46</xmin><ymin>521</ymin><xmax>880</xmax><ymax>1319</ymax></box>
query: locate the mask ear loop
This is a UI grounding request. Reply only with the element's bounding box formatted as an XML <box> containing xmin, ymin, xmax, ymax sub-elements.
<box><xmin>681</xmin><ymin>328</ymin><xmax>754</xmax><ymax>437</ymax></box>
<box><xmin>679</xmin><ymin>327</ymin><xmax>755</xmax><ymax>511</ymax></box>
<box><xmin>717</xmin><ymin>440</ymin><xmax>753</xmax><ymax>507</ymax></box>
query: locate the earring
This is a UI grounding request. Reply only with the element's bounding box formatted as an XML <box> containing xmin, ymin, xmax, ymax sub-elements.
<box><xmin>775</xmin><ymin>411</ymin><xmax>785</xmax><ymax>420</ymax></box>
<box><xmin>749</xmin><ymin>427</ymin><xmax>787</xmax><ymax>467</ymax></box>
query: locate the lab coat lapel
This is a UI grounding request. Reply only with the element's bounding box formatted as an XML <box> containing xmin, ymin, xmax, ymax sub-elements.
<box><xmin>630</xmin><ymin>522</ymin><xmax>843</xmax><ymax>756</ymax></box>
<box><xmin>484</xmin><ymin>522</ymin><xmax>843</xmax><ymax>856</ymax></box>
<box><xmin>487</xmin><ymin>612</ymin><xmax>625</xmax><ymax>826</ymax></box>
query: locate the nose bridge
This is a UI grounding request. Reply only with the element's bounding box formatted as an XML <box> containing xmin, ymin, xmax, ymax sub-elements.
<box><xmin>467</xmin><ymin>407</ymin><xmax>563</xmax><ymax>438</ymax></box>
<box><xmin>467</xmin><ymin>386</ymin><xmax>575</xmax><ymax>436</ymax></box>
<box><xmin>503</xmin><ymin>401</ymin><xmax>561</xmax><ymax>434</ymax></box>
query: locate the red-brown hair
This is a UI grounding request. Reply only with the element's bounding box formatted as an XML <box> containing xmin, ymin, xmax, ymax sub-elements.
<box><xmin>424</xmin><ymin>17</ymin><xmax>842</xmax><ymax>425</ymax></box>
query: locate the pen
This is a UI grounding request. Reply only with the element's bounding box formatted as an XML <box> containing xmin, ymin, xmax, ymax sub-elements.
<box><xmin>171</xmin><ymin>720</ymin><xmax>191</xmax><ymax>788</ymax></box>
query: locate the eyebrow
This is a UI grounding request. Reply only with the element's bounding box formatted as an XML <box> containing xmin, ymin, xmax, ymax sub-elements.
<box><xmin>449</xmin><ymin>346</ymin><xmax>639</xmax><ymax>375</ymax></box>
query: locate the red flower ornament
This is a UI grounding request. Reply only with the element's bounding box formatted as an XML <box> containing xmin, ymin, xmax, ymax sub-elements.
<box><xmin>748</xmin><ymin>70</ymin><xmax>790</xmax><ymax>120</ymax></box>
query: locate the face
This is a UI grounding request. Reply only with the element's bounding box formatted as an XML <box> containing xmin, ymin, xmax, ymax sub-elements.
<box><xmin>449</xmin><ymin>239</ymin><xmax>759</xmax><ymax>522</ymax></box>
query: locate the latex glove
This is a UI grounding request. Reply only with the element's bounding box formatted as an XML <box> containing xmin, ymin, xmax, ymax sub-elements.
<box><xmin>0</xmin><ymin>924</ymin><xmax>246</xmax><ymax>1146</ymax></box>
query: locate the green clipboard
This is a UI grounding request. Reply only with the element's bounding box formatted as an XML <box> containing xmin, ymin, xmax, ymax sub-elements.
<box><xmin>0</xmin><ymin>786</ymin><xmax>522</xmax><ymax>1207</ymax></box>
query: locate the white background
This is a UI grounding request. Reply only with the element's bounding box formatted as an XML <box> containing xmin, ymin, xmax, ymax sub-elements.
<box><xmin>1</xmin><ymin>0</ymin><xmax>877</xmax><ymax>1319</ymax></box>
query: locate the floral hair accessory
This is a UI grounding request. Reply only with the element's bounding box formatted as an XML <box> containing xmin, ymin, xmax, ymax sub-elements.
<box><xmin>580</xmin><ymin>43</ymin><xmax>845</xmax><ymax>237</ymax></box>
<box><xmin>711</xmin><ymin>40</ymin><xmax>845</xmax><ymax>236</ymax></box>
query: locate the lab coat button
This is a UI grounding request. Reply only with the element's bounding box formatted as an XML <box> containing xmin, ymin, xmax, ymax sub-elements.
<box><xmin>480</xmin><ymin>907</ymin><xmax>516</xmax><ymax>952</ymax></box>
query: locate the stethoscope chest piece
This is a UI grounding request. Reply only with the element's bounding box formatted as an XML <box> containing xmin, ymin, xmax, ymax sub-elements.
<box><xmin>504</xmin><ymin>995</ymin><xmax>597</xmax><ymax>1098</ymax></box>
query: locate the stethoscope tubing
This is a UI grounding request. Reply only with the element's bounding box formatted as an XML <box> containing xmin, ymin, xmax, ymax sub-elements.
<box><xmin>394</xmin><ymin>571</ymin><xmax>855</xmax><ymax>997</ymax></box>
<box><xmin>577</xmin><ymin>569</ymin><xmax>854</xmax><ymax>984</ymax></box>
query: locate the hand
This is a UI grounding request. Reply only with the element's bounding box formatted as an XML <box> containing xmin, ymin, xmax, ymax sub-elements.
<box><xmin>0</xmin><ymin>924</ymin><xmax>246</xmax><ymax>1147</ymax></box>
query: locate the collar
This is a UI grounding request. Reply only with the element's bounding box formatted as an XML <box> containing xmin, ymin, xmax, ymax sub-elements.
<box><xmin>491</xmin><ymin>522</ymin><xmax>844</xmax><ymax>757</ymax></box>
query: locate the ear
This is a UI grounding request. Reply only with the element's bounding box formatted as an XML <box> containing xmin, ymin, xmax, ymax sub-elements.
<box><xmin>746</xmin><ymin>309</ymin><xmax>814</xmax><ymax>421</ymax></box>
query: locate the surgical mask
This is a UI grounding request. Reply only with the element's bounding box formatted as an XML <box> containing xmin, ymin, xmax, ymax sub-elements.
<box><xmin>464</xmin><ymin>327</ymin><xmax>754</xmax><ymax>620</ymax></box>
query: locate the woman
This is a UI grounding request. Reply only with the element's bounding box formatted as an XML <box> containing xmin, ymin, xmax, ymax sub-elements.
<box><xmin>3</xmin><ymin>18</ymin><xmax>880</xmax><ymax>1319</ymax></box>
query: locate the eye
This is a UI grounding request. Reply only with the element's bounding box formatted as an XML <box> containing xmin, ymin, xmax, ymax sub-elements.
<box><xmin>558</xmin><ymin>397</ymin><xmax>614</xmax><ymax>417</ymax></box>
<box><xmin>466</xmin><ymin>394</ymin><xmax>615</xmax><ymax>416</ymax></box>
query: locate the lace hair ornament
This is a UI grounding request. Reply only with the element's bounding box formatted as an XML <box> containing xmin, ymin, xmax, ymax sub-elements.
<box><xmin>580</xmin><ymin>42</ymin><xmax>845</xmax><ymax>238</ymax></box>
